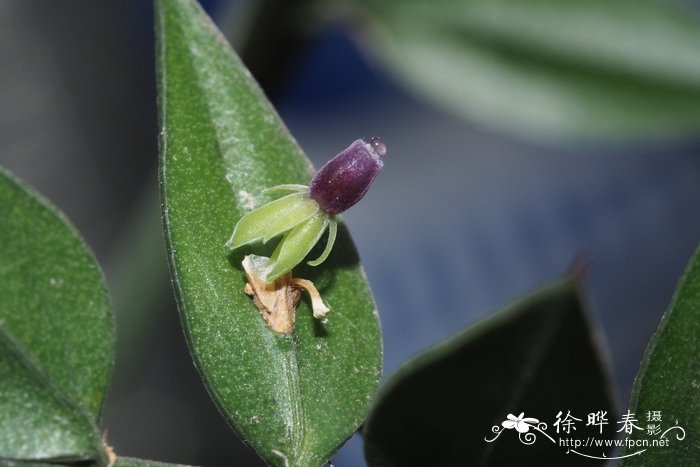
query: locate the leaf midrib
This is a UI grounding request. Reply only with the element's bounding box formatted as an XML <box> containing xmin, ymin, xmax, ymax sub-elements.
<box><xmin>158</xmin><ymin>4</ymin><xmax>312</xmax><ymax>464</ymax></box>
<box><xmin>0</xmin><ymin>323</ymin><xmax>103</xmax><ymax>462</ymax></box>
<box><xmin>476</xmin><ymin>299</ymin><xmax>563</xmax><ymax>467</ymax></box>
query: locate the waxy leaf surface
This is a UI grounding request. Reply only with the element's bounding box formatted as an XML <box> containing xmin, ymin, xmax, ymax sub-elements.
<box><xmin>620</xmin><ymin>246</ymin><xmax>700</xmax><ymax>465</ymax></box>
<box><xmin>156</xmin><ymin>1</ymin><xmax>382</xmax><ymax>465</ymax></box>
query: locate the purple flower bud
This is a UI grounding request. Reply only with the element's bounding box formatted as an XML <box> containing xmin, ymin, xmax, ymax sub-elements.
<box><xmin>309</xmin><ymin>137</ymin><xmax>386</xmax><ymax>215</ymax></box>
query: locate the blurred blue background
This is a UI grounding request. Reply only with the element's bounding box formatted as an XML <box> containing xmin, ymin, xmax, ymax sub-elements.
<box><xmin>1</xmin><ymin>1</ymin><xmax>699</xmax><ymax>465</ymax></box>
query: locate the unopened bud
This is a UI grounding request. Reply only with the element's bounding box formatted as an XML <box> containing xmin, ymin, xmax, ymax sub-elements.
<box><xmin>309</xmin><ymin>138</ymin><xmax>386</xmax><ymax>215</ymax></box>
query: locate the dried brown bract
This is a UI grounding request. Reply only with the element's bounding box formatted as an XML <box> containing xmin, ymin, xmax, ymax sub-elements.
<box><xmin>243</xmin><ymin>255</ymin><xmax>330</xmax><ymax>334</ymax></box>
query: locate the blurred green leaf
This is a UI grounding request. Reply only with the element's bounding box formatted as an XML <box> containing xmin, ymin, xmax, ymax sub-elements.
<box><xmin>0</xmin><ymin>169</ymin><xmax>113</xmax><ymax>463</ymax></box>
<box><xmin>363</xmin><ymin>281</ymin><xmax>615</xmax><ymax>466</ymax></box>
<box><xmin>620</xmin><ymin>246</ymin><xmax>700</xmax><ymax>465</ymax></box>
<box><xmin>107</xmin><ymin>183</ymin><xmax>171</xmax><ymax>388</ymax></box>
<box><xmin>359</xmin><ymin>0</ymin><xmax>700</xmax><ymax>139</ymax></box>
<box><xmin>155</xmin><ymin>1</ymin><xmax>382</xmax><ymax>465</ymax></box>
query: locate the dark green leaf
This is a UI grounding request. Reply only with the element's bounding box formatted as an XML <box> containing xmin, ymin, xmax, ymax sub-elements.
<box><xmin>620</xmin><ymin>246</ymin><xmax>700</xmax><ymax>465</ymax></box>
<box><xmin>155</xmin><ymin>1</ymin><xmax>382</xmax><ymax>466</ymax></box>
<box><xmin>358</xmin><ymin>0</ymin><xmax>700</xmax><ymax>139</ymax></box>
<box><xmin>0</xmin><ymin>169</ymin><xmax>113</xmax><ymax>462</ymax></box>
<box><xmin>363</xmin><ymin>281</ymin><xmax>615</xmax><ymax>466</ymax></box>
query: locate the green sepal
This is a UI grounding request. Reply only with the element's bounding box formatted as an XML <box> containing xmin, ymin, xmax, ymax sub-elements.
<box><xmin>226</xmin><ymin>192</ymin><xmax>319</xmax><ymax>249</ymax></box>
<box><xmin>267</xmin><ymin>211</ymin><xmax>331</xmax><ymax>281</ymax></box>
<box><xmin>262</xmin><ymin>184</ymin><xmax>309</xmax><ymax>194</ymax></box>
<box><xmin>308</xmin><ymin>218</ymin><xmax>338</xmax><ymax>267</ymax></box>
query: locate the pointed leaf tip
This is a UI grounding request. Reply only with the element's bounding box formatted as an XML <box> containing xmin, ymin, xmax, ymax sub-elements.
<box><xmin>364</xmin><ymin>281</ymin><xmax>615</xmax><ymax>466</ymax></box>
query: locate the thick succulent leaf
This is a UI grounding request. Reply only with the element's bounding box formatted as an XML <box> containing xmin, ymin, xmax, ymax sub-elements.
<box><xmin>155</xmin><ymin>1</ymin><xmax>382</xmax><ymax>465</ymax></box>
<box><xmin>363</xmin><ymin>281</ymin><xmax>616</xmax><ymax>466</ymax></box>
<box><xmin>267</xmin><ymin>212</ymin><xmax>330</xmax><ymax>281</ymax></box>
<box><xmin>0</xmin><ymin>169</ymin><xmax>112</xmax><ymax>462</ymax></box>
<box><xmin>359</xmin><ymin>0</ymin><xmax>700</xmax><ymax>139</ymax></box>
<box><xmin>226</xmin><ymin>192</ymin><xmax>319</xmax><ymax>249</ymax></box>
<box><xmin>620</xmin><ymin>246</ymin><xmax>700</xmax><ymax>465</ymax></box>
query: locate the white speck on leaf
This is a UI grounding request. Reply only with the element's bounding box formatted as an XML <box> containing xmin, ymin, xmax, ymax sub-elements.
<box><xmin>238</xmin><ymin>190</ymin><xmax>256</xmax><ymax>211</ymax></box>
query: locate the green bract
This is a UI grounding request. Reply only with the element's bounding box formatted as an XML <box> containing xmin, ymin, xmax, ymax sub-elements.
<box><xmin>226</xmin><ymin>190</ymin><xmax>320</xmax><ymax>249</ymax></box>
<box><xmin>226</xmin><ymin>185</ymin><xmax>338</xmax><ymax>282</ymax></box>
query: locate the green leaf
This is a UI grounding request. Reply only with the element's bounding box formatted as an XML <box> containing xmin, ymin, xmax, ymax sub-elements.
<box><xmin>0</xmin><ymin>169</ymin><xmax>113</xmax><ymax>463</ymax></box>
<box><xmin>155</xmin><ymin>1</ymin><xmax>382</xmax><ymax>466</ymax></box>
<box><xmin>359</xmin><ymin>0</ymin><xmax>700</xmax><ymax>139</ymax></box>
<box><xmin>620</xmin><ymin>246</ymin><xmax>700</xmax><ymax>465</ymax></box>
<box><xmin>363</xmin><ymin>281</ymin><xmax>615</xmax><ymax>466</ymax></box>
